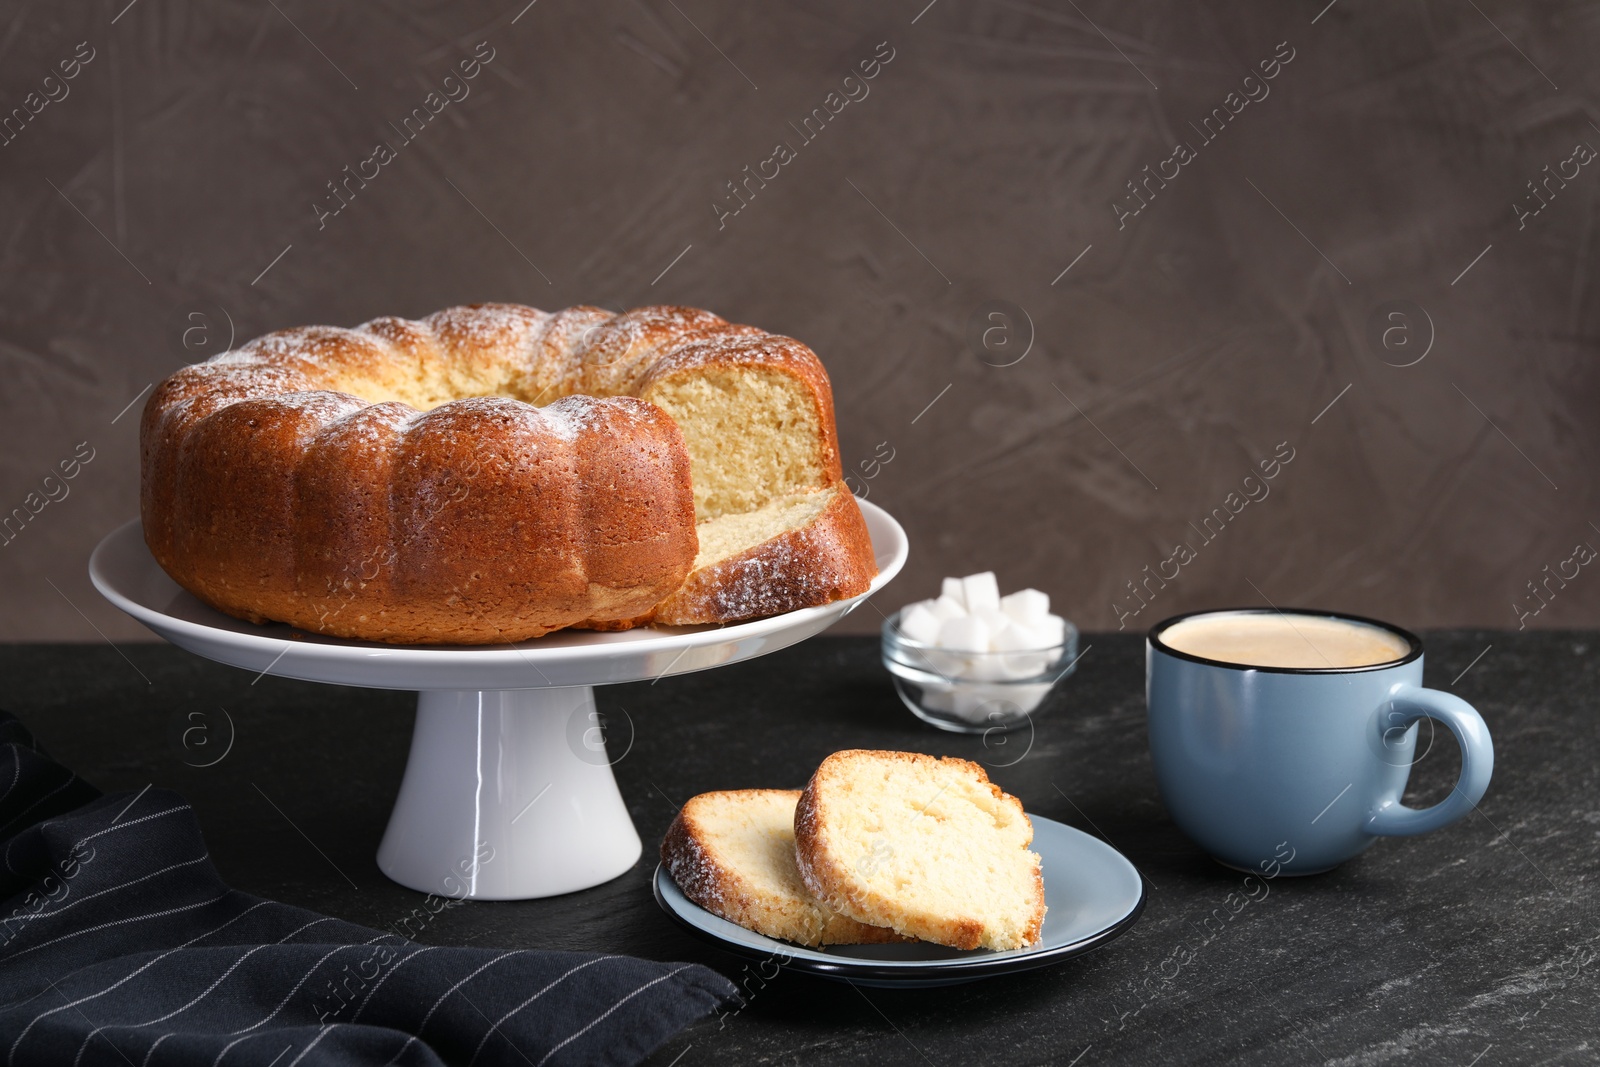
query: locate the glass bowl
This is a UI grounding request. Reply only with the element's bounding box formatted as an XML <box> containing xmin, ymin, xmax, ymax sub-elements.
<box><xmin>881</xmin><ymin>609</ymin><xmax>1080</xmax><ymax>734</ymax></box>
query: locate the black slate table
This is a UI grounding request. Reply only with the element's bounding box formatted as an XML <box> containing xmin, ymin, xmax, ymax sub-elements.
<box><xmin>3</xmin><ymin>633</ymin><xmax>1595</xmax><ymax>1065</ymax></box>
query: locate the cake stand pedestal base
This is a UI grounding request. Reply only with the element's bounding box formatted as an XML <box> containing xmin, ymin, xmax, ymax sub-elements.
<box><xmin>376</xmin><ymin>687</ymin><xmax>640</xmax><ymax>900</ymax></box>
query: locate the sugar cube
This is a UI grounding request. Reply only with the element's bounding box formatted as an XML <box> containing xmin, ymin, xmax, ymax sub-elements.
<box><xmin>949</xmin><ymin>685</ymin><xmax>1013</xmax><ymax>722</ymax></box>
<box><xmin>936</xmin><ymin>615</ymin><xmax>991</xmax><ymax>653</ymax></box>
<box><xmin>973</xmin><ymin>606</ymin><xmax>1012</xmax><ymax>635</ymax></box>
<box><xmin>960</xmin><ymin>571</ymin><xmax>1001</xmax><ymax>613</ymax></box>
<box><xmin>993</xmin><ymin>622</ymin><xmax>1049</xmax><ymax>678</ymax></box>
<box><xmin>903</xmin><ymin>642</ymin><xmax>966</xmax><ymax>678</ymax></box>
<box><xmin>1026</xmin><ymin>614</ymin><xmax>1068</xmax><ymax>649</ymax></box>
<box><xmin>898</xmin><ymin>602</ymin><xmax>942</xmax><ymax>644</ymax></box>
<box><xmin>965</xmin><ymin>652</ymin><xmax>1012</xmax><ymax>682</ymax></box>
<box><xmin>947</xmin><ymin>684</ymin><xmax>1049</xmax><ymax>723</ymax></box>
<box><xmin>941</xmin><ymin>576</ymin><xmax>966</xmax><ymax>608</ymax></box>
<box><xmin>928</xmin><ymin>595</ymin><xmax>966</xmax><ymax>621</ymax></box>
<box><xmin>1000</xmin><ymin>588</ymin><xmax>1050</xmax><ymax>626</ymax></box>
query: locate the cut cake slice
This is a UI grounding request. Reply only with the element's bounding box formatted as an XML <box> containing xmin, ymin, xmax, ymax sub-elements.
<box><xmin>793</xmin><ymin>750</ymin><xmax>1045</xmax><ymax>951</ymax></box>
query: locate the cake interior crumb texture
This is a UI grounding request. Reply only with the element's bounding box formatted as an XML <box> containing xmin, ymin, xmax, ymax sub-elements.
<box><xmin>664</xmin><ymin>789</ymin><xmax>901</xmax><ymax>947</ymax></box>
<box><xmin>705</xmin><ymin>791</ymin><xmax>815</xmax><ymax>901</ymax></box>
<box><xmin>801</xmin><ymin>752</ymin><xmax>1045</xmax><ymax>951</ymax></box>
<box><xmin>690</xmin><ymin>489</ymin><xmax>837</xmax><ymax>570</ymax></box>
<box><xmin>643</xmin><ymin>369</ymin><xmax>825</xmax><ymax>521</ymax></box>
<box><xmin>690</xmin><ymin>791</ymin><xmax>833</xmax><ymax>941</ymax></box>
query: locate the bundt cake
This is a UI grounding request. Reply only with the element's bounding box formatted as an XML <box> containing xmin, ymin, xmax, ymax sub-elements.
<box><xmin>139</xmin><ymin>303</ymin><xmax>877</xmax><ymax>644</ymax></box>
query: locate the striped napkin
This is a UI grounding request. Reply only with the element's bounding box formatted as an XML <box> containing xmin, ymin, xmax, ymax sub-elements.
<box><xmin>0</xmin><ymin>714</ymin><xmax>734</xmax><ymax>1066</ymax></box>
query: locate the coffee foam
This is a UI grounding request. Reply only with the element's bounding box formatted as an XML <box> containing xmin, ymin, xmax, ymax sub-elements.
<box><xmin>1159</xmin><ymin>612</ymin><xmax>1411</xmax><ymax>669</ymax></box>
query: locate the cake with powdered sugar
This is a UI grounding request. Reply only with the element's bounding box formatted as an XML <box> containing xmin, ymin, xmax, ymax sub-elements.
<box><xmin>140</xmin><ymin>303</ymin><xmax>875</xmax><ymax>644</ymax></box>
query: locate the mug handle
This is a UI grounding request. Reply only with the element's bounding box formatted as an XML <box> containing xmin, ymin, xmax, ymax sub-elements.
<box><xmin>1366</xmin><ymin>684</ymin><xmax>1494</xmax><ymax>837</ymax></box>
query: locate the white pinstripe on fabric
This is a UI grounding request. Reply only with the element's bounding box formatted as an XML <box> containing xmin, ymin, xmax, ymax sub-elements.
<box><xmin>125</xmin><ymin>917</ymin><xmax>346</xmax><ymax>1066</ymax></box>
<box><xmin>2</xmin><ymin>890</ymin><xmax>230</xmax><ymax>964</ymax></box>
<box><xmin>12</xmin><ymin>854</ymin><xmax>209</xmax><ymax>932</ymax></box>
<box><xmin>463</xmin><ymin>956</ymin><xmax>618</xmax><ymax>1067</ymax></box>
<box><xmin>272</xmin><ymin>917</ymin><xmax>338</xmax><ymax>944</ymax></box>
<box><xmin>348</xmin><ymin>946</ymin><xmax>436</xmax><ymax>1024</ymax></box>
<box><xmin>5</xmin><ymin>796</ymin><xmax>185</xmax><ymax>883</ymax></box>
<box><xmin>208</xmin><ymin>1030</ymin><xmax>275</xmax><ymax>1067</ymax></box>
<box><xmin>529</xmin><ymin>966</ymin><xmax>693</xmax><ymax>1067</ymax></box>
<box><xmin>6</xmin><ymin>898</ymin><xmax>271</xmax><ymax>1063</ymax></box>
<box><xmin>138</xmin><ymin>1031</ymin><xmax>173</xmax><ymax>1067</ymax></box>
<box><xmin>283</xmin><ymin>1024</ymin><xmax>334</xmax><ymax>1067</ymax></box>
<box><xmin>378</xmin><ymin>1033</ymin><xmax>419</xmax><ymax>1067</ymax></box>
<box><xmin>414</xmin><ymin>951</ymin><xmax>531</xmax><ymax>1037</ymax></box>
<box><xmin>223</xmin><ymin>944</ymin><xmax>355</xmax><ymax>1035</ymax></box>
<box><xmin>3</xmin><ymin>799</ymin><xmax>192</xmax><ymax>959</ymax></box>
<box><xmin>0</xmin><ymin>898</ymin><xmax>273</xmax><ymax>1019</ymax></box>
<box><xmin>71</xmin><ymin>804</ymin><xmax>191</xmax><ymax>851</ymax></box>
<box><xmin>69</xmin><ymin>944</ymin><xmax>271</xmax><ymax>1067</ymax></box>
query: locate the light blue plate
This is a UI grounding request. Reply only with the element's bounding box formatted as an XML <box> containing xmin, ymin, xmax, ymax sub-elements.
<box><xmin>653</xmin><ymin>813</ymin><xmax>1147</xmax><ymax>987</ymax></box>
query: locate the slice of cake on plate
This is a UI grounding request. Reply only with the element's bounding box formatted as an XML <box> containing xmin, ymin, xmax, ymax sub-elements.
<box><xmin>793</xmin><ymin>750</ymin><xmax>1045</xmax><ymax>951</ymax></box>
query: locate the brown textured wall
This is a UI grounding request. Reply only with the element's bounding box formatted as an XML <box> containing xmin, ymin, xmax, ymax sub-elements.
<box><xmin>2</xmin><ymin>0</ymin><xmax>1596</xmax><ymax>641</ymax></box>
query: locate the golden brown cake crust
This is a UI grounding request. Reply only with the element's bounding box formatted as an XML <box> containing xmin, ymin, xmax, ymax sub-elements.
<box><xmin>140</xmin><ymin>303</ymin><xmax>876</xmax><ymax>644</ymax></box>
<box><xmin>793</xmin><ymin>750</ymin><xmax>1047</xmax><ymax>951</ymax></box>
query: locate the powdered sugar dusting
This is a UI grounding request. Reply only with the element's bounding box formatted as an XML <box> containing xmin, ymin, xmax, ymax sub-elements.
<box><xmin>237</xmin><ymin>390</ymin><xmax>367</xmax><ymax>445</ymax></box>
<box><xmin>423</xmin><ymin>303</ymin><xmax>550</xmax><ymax>389</ymax></box>
<box><xmin>266</xmin><ymin>390</ymin><xmax>361</xmax><ymax>415</ymax></box>
<box><xmin>205</xmin><ymin>350</ymin><xmax>266</xmax><ymax>367</ymax></box>
<box><xmin>418</xmin><ymin>394</ymin><xmax>536</xmax><ymax>429</ymax></box>
<box><xmin>527</xmin><ymin>398</ymin><xmax>578</xmax><ymax>441</ymax></box>
<box><xmin>590</xmin><ymin>305</ymin><xmax>724</xmax><ymax>357</ymax></box>
<box><xmin>697</xmin><ymin>528</ymin><xmax>834</xmax><ymax>619</ymax></box>
<box><xmin>543</xmin><ymin>393</ymin><xmax>639</xmax><ymax>438</ymax></box>
<box><xmin>315</xmin><ymin>400</ymin><xmax>417</xmax><ymax>451</ymax></box>
<box><xmin>672</xmin><ymin>329</ymin><xmax>813</xmax><ymax>366</ymax></box>
<box><xmin>670</xmin><ymin>490</ymin><xmax>871</xmax><ymax>623</ymax></box>
<box><xmin>185</xmin><ymin>303</ymin><xmax>813</xmax><ymax>414</ymax></box>
<box><xmin>410</xmin><ymin>393</ymin><xmax>606</xmax><ymax>443</ymax></box>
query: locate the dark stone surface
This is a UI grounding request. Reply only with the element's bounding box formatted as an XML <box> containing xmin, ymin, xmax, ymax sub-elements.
<box><xmin>2</xmin><ymin>632</ymin><xmax>1595</xmax><ymax>1065</ymax></box>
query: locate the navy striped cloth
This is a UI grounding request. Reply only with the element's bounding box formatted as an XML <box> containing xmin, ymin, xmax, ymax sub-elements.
<box><xmin>0</xmin><ymin>714</ymin><xmax>735</xmax><ymax>1066</ymax></box>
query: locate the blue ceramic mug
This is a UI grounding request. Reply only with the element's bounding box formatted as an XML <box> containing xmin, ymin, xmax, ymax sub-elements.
<box><xmin>1146</xmin><ymin>608</ymin><xmax>1493</xmax><ymax>874</ymax></box>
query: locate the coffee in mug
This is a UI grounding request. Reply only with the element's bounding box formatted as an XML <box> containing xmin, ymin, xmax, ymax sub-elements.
<box><xmin>1159</xmin><ymin>612</ymin><xmax>1411</xmax><ymax>669</ymax></box>
<box><xmin>1146</xmin><ymin>608</ymin><xmax>1493</xmax><ymax>874</ymax></box>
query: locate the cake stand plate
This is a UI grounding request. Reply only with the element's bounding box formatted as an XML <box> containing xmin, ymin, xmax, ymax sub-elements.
<box><xmin>89</xmin><ymin>501</ymin><xmax>907</xmax><ymax>900</ymax></box>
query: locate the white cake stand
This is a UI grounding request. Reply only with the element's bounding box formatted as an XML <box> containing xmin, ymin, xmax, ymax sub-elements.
<box><xmin>89</xmin><ymin>502</ymin><xmax>907</xmax><ymax>900</ymax></box>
